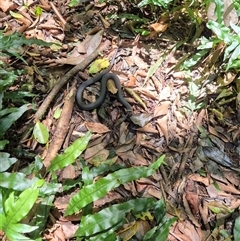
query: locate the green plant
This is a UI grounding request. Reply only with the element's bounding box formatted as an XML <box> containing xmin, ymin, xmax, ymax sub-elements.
<box><xmin>0</xmin><ymin>31</ymin><xmax>52</xmax><ymax>64</ymax></box>
<box><xmin>1</xmin><ymin>129</ymin><xmax>174</xmax><ymax>240</ymax></box>
<box><xmin>0</xmin><ymin>31</ymin><xmax>57</xmax><ymax>240</ymax></box>
<box><xmin>0</xmin><ymin>180</ymin><xmax>44</xmax><ymax>241</ymax></box>
<box><xmin>234</xmin><ymin>216</ymin><xmax>240</xmax><ymax>241</ymax></box>
<box><xmin>0</xmin><ymin>65</ymin><xmax>34</xmax><ymax>139</ymax></box>
<box><xmin>182</xmin><ymin>0</ymin><xmax>240</xmax><ymax>71</ymax></box>
<box><xmin>138</xmin><ymin>0</ymin><xmax>175</xmax><ymax>8</ymax></box>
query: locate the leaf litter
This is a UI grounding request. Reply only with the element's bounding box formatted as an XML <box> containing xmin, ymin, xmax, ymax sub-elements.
<box><xmin>1</xmin><ymin>0</ymin><xmax>240</xmax><ymax>240</ymax></box>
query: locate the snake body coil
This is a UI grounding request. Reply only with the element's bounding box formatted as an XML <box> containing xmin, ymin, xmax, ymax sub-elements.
<box><xmin>76</xmin><ymin>68</ymin><xmax>132</xmax><ymax>115</ymax></box>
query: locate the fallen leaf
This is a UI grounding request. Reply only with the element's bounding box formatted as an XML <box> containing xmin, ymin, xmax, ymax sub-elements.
<box><xmin>156</xmin><ymin>116</ymin><xmax>169</xmax><ymax>144</ymax></box>
<box><xmin>154</xmin><ymin>101</ymin><xmax>170</xmax><ymax>117</ymax></box>
<box><xmin>86</xmin><ymin>122</ymin><xmax>110</xmax><ymax>133</ymax></box>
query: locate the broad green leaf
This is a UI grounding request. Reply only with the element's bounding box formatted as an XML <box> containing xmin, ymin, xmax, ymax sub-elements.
<box><xmin>0</xmin><ymin>214</ymin><xmax>6</xmax><ymax>229</ymax></box>
<box><xmin>153</xmin><ymin>199</ymin><xmax>166</xmax><ymax>223</ymax></box>
<box><xmin>0</xmin><ymin>191</ymin><xmax>3</xmax><ymax>213</ymax></box>
<box><xmin>33</xmin><ymin>121</ymin><xmax>49</xmax><ymax>144</ymax></box>
<box><xmin>47</xmin><ymin>131</ymin><xmax>91</xmax><ymax>172</ymax></box>
<box><xmin>21</xmin><ymin>156</ymin><xmax>43</xmax><ymax>176</ymax></box>
<box><xmin>234</xmin><ymin>216</ymin><xmax>240</xmax><ymax>241</ymax></box>
<box><xmin>227</xmin><ymin>59</ymin><xmax>240</xmax><ymax>69</ymax></box>
<box><xmin>0</xmin><ymin>172</ymin><xmax>32</xmax><ymax>190</ymax></box>
<box><xmin>207</xmin><ymin>21</ymin><xmax>233</xmax><ymax>44</ymax></box>
<box><xmin>0</xmin><ymin>69</ymin><xmax>18</xmax><ymax>91</ymax></box>
<box><xmin>75</xmin><ymin>198</ymin><xmax>156</xmax><ymax>237</ymax></box>
<box><xmin>138</xmin><ymin>0</ymin><xmax>172</xmax><ymax>8</ymax></box>
<box><xmin>227</xmin><ymin>44</ymin><xmax>240</xmax><ymax>70</ymax></box>
<box><xmin>0</xmin><ymin>107</ymin><xmax>19</xmax><ymax>117</ymax></box>
<box><xmin>4</xmin><ymin>91</ymin><xmax>36</xmax><ymax>100</ymax></box>
<box><xmin>224</xmin><ymin>41</ymin><xmax>239</xmax><ymax>61</ymax></box>
<box><xmin>0</xmin><ymin>31</ymin><xmax>53</xmax><ymax>63</ymax></box>
<box><xmin>3</xmin><ymin>180</ymin><xmax>43</xmax><ymax>224</ymax></box>
<box><xmin>5</xmin><ymin>192</ymin><xmax>15</xmax><ymax>214</ymax></box>
<box><xmin>5</xmin><ymin>228</ymin><xmax>34</xmax><ymax>241</ymax></box>
<box><xmin>0</xmin><ymin>91</ymin><xmax>3</xmax><ymax>109</ymax></box>
<box><xmin>230</xmin><ymin>21</ymin><xmax>240</xmax><ymax>35</ymax></box>
<box><xmin>0</xmin><ymin>152</ymin><xmax>17</xmax><ymax>171</ymax></box>
<box><xmin>143</xmin><ymin>226</ymin><xmax>158</xmax><ymax>241</ymax></box>
<box><xmin>28</xmin><ymin>195</ymin><xmax>54</xmax><ymax>240</ymax></box>
<box><xmin>211</xmin><ymin>0</ymin><xmax>224</xmax><ymax>23</ymax></box>
<box><xmin>216</xmin><ymin>89</ymin><xmax>233</xmax><ymax>100</ymax></box>
<box><xmin>88</xmin><ymin>231</ymin><xmax>117</xmax><ymax>241</ymax></box>
<box><xmin>0</xmin><ymin>103</ymin><xmax>30</xmax><ymax>138</ymax></box>
<box><xmin>65</xmin><ymin>155</ymin><xmax>165</xmax><ymax>215</ymax></box>
<box><xmin>0</xmin><ymin>140</ymin><xmax>9</xmax><ymax>150</ymax></box>
<box><xmin>11</xmin><ymin>223</ymin><xmax>38</xmax><ymax>233</ymax></box>
<box><xmin>147</xmin><ymin>217</ymin><xmax>177</xmax><ymax>241</ymax></box>
<box><xmin>0</xmin><ymin>172</ymin><xmax>61</xmax><ymax>196</ymax></box>
<box><xmin>182</xmin><ymin>49</ymin><xmax>209</xmax><ymax>69</ymax></box>
<box><xmin>82</xmin><ymin>167</ymin><xmax>94</xmax><ymax>216</ymax></box>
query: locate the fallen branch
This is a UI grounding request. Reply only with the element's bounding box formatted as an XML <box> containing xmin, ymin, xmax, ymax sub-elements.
<box><xmin>43</xmin><ymin>81</ymin><xmax>77</xmax><ymax>167</ymax></box>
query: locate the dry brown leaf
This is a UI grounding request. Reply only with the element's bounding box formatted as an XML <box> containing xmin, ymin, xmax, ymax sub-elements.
<box><xmin>150</xmin><ymin>14</ymin><xmax>169</xmax><ymax>33</ymax></box>
<box><xmin>208</xmin><ymin>125</ymin><xmax>230</xmax><ymax>142</ymax></box>
<box><xmin>225</xmin><ymin>171</ymin><xmax>240</xmax><ymax>186</ymax></box>
<box><xmin>116</xmin><ymin>151</ymin><xmax>138</xmax><ymax>164</ymax></box>
<box><xmin>84</xmin><ymin>142</ymin><xmax>107</xmax><ymax>160</ymax></box>
<box><xmin>47</xmin><ymin>223</ymin><xmax>66</xmax><ymax>241</ymax></box>
<box><xmin>230</xmin><ymin>198</ymin><xmax>240</xmax><ymax>209</ymax></box>
<box><xmin>86</xmin><ymin>122</ymin><xmax>110</xmax><ymax>134</ymax></box>
<box><xmin>133</xmin><ymin>55</ymin><xmax>148</xmax><ymax>69</ymax></box>
<box><xmin>216</xmin><ymin>181</ymin><xmax>240</xmax><ymax>195</ymax></box>
<box><xmin>94</xmin><ymin>191</ymin><xmax>122</xmax><ymax>208</ymax></box>
<box><xmin>88</xmin><ymin>149</ymin><xmax>114</xmax><ymax>166</ymax></box>
<box><xmin>123</xmin><ymin>182</ymin><xmax>137</xmax><ymax>196</ymax></box>
<box><xmin>158</xmin><ymin>86</ymin><xmax>173</xmax><ymax>101</ymax></box>
<box><xmin>188</xmin><ymin>173</ymin><xmax>210</xmax><ymax>186</ymax></box>
<box><xmin>125</xmin><ymin>74</ymin><xmax>137</xmax><ymax>87</ymax></box>
<box><xmin>137</xmin><ymin>123</ymin><xmax>158</xmax><ymax>134</ymax></box>
<box><xmin>0</xmin><ymin>0</ymin><xmax>16</xmax><ymax>12</ymax></box>
<box><xmin>217</xmin><ymin>72</ymin><xmax>237</xmax><ymax>86</ymax></box>
<box><xmin>147</xmin><ymin>186</ymin><xmax>162</xmax><ymax>199</ymax></box>
<box><xmin>115</xmin><ymin>140</ymin><xmax>135</xmax><ymax>153</ymax></box>
<box><xmin>156</xmin><ymin>115</ymin><xmax>169</xmax><ymax>144</ymax></box>
<box><xmin>154</xmin><ymin>101</ymin><xmax>170</xmax><ymax>117</ymax></box>
<box><xmin>175</xmin><ymin>221</ymin><xmax>202</xmax><ymax>241</ymax></box>
<box><xmin>62</xmin><ymin>164</ymin><xmax>75</xmax><ymax>180</ymax></box>
<box><xmin>206</xmin><ymin>184</ymin><xmax>230</xmax><ymax>198</ymax></box>
<box><xmin>185</xmin><ymin>192</ymin><xmax>199</xmax><ymax>215</ymax></box>
<box><xmin>182</xmin><ymin>193</ymin><xmax>201</xmax><ymax>227</ymax></box>
<box><xmin>60</xmin><ymin>221</ymin><xmax>78</xmax><ymax>239</ymax></box>
<box><xmin>133</xmin><ymin>153</ymin><xmax>149</xmax><ymax>166</ymax></box>
<box><xmin>87</xmin><ymin>30</ymin><xmax>103</xmax><ymax>55</ymax></box>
